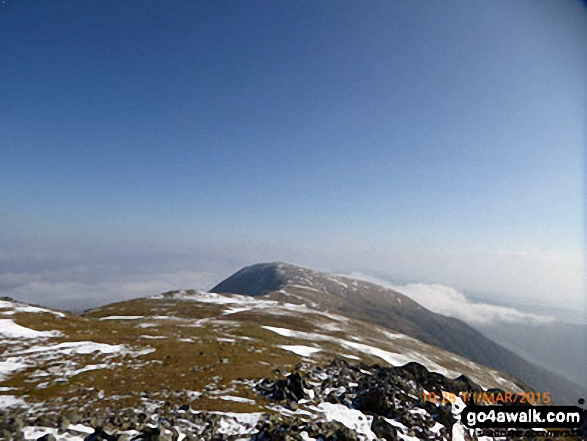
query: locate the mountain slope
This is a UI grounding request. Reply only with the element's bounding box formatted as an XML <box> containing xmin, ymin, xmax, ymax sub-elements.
<box><xmin>212</xmin><ymin>262</ymin><xmax>586</xmax><ymax>404</ymax></box>
<box><xmin>474</xmin><ymin>319</ymin><xmax>587</xmax><ymax>386</ymax></box>
<box><xmin>0</xmin><ymin>292</ymin><xmax>534</xmax><ymax>440</ymax></box>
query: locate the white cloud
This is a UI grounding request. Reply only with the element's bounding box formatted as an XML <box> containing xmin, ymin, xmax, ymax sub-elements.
<box><xmin>325</xmin><ymin>242</ymin><xmax>584</xmax><ymax>316</ymax></box>
<box><xmin>394</xmin><ymin>283</ymin><xmax>556</xmax><ymax>326</ymax></box>
<box><xmin>344</xmin><ymin>273</ymin><xmax>556</xmax><ymax>327</ymax></box>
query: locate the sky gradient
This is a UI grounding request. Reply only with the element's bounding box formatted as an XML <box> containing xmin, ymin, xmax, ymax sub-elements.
<box><xmin>0</xmin><ymin>0</ymin><xmax>585</xmax><ymax>315</ymax></box>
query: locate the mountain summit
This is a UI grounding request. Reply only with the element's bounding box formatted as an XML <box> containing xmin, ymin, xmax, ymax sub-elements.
<box><xmin>212</xmin><ymin>262</ymin><xmax>585</xmax><ymax>405</ymax></box>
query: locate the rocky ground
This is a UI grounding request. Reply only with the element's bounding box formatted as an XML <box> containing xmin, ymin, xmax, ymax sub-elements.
<box><xmin>2</xmin><ymin>359</ymin><xmax>585</xmax><ymax>441</ymax></box>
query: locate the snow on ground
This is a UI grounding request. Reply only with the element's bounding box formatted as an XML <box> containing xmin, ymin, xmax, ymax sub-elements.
<box><xmin>456</xmin><ymin>357</ymin><xmax>523</xmax><ymax>393</ymax></box>
<box><xmin>0</xmin><ymin>300</ymin><xmax>66</xmax><ymax>318</ymax></box>
<box><xmin>153</xmin><ymin>290</ymin><xmax>268</xmax><ymax>306</ymax></box>
<box><xmin>326</xmin><ymin>277</ymin><xmax>350</xmax><ymax>289</ymax></box>
<box><xmin>0</xmin><ymin>319</ymin><xmax>62</xmax><ymax>339</ymax></box>
<box><xmin>221</xmin><ymin>300</ymin><xmax>314</xmax><ymax>317</ymax></box>
<box><xmin>339</xmin><ymin>340</ymin><xmax>453</xmax><ymax>378</ymax></box>
<box><xmin>99</xmin><ymin>315</ymin><xmax>144</xmax><ymax>320</ymax></box>
<box><xmin>0</xmin><ymin>358</ymin><xmax>29</xmax><ymax>381</ymax></box>
<box><xmin>1</xmin><ymin>339</ymin><xmax>155</xmax><ymax>390</ymax></box>
<box><xmin>380</xmin><ymin>416</ymin><xmax>427</xmax><ymax>441</ymax></box>
<box><xmin>219</xmin><ymin>395</ymin><xmax>257</xmax><ymax>404</ymax></box>
<box><xmin>451</xmin><ymin>395</ymin><xmax>466</xmax><ymax>419</ymax></box>
<box><xmin>67</xmin><ymin>424</ymin><xmax>94</xmax><ymax>434</ymax></box>
<box><xmin>133</xmin><ymin>347</ymin><xmax>156</xmax><ymax>356</ymax></box>
<box><xmin>452</xmin><ymin>422</ymin><xmax>467</xmax><ymax>441</ymax></box>
<box><xmin>428</xmin><ymin>420</ymin><xmax>445</xmax><ymax>435</ymax></box>
<box><xmin>262</xmin><ymin>326</ymin><xmax>513</xmax><ymax>387</ymax></box>
<box><xmin>208</xmin><ymin>412</ymin><xmax>263</xmax><ymax>436</ymax></box>
<box><xmin>20</xmin><ymin>341</ymin><xmax>125</xmax><ymax>355</ymax></box>
<box><xmin>309</xmin><ymin>402</ymin><xmax>376</xmax><ymax>441</ymax></box>
<box><xmin>261</xmin><ymin>326</ymin><xmax>519</xmax><ymax>391</ymax></box>
<box><xmin>0</xmin><ymin>394</ymin><xmax>27</xmax><ymax>409</ymax></box>
<box><xmin>381</xmin><ymin>329</ymin><xmax>413</xmax><ymax>341</ymax></box>
<box><xmin>341</xmin><ymin>353</ymin><xmax>361</xmax><ymax>361</ymax></box>
<box><xmin>153</xmin><ymin>290</ymin><xmax>348</xmax><ymax>323</ymax></box>
<box><xmin>262</xmin><ymin>326</ymin><xmax>453</xmax><ymax>375</ymax></box>
<box><xmin>23</xmin><ymin>427</ymin><xmax>83</xmax><ymax>441</ymax></box>
<box><xmin>62</xmin><ymin>363</ymin><xmax>110</xmax><ymax>378</ymax></box>
<box><xmin>280</xmin><ymin>345</ymin><xmax>321</xmax><ymax>357</ymax></box>
<box><xmin>22</xmin><ymin>425</ymin><xmax>131</xmax><ymax>441</ymax></box>
<box><xmin>262</xmin><ymin>326</ymin><xmax>310</xmax><ymax>338</ymax></box>
<box><xmin>320</xmin><ymin>322</ymin><xmax>343</xmax><ymax>332</ymax></box>
<box><xmin>288</xmin><ymin>284</ymin><xmax>323</xmax><ymax>293</ymax></box>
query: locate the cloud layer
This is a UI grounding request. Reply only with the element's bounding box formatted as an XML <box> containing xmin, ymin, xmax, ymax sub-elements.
<box><xmin>0</xmin><ymin>269</ymin><xmax>224</xmax><ymax>312</ymax></box>
<box><xmin>0</xmin><ymin>232</ymin><xmax>582</xmax><ymax>320</ymax></box>
<box><xmin>345</xmin><ymin>273</ymin><xmax>556</xmax><ymax>327</ymax></box>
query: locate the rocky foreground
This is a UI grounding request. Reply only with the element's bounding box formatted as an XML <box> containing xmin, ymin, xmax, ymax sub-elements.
<box><xmin>2</xmin><ymin>359</ymin><xmax>585</xmax><ymax>441</ymax></box>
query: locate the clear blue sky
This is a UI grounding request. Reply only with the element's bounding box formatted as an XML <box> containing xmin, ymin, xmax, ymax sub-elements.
<box><xmin>0</xmin><ymin>0</ymin><xmax>585</xmax><ymax>311</ymax></box>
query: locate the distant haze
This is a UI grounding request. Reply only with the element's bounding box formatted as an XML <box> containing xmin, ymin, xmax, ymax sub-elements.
<box><xmin>0</xmin><ymin>1</ymin><xmax>585</xmax><ymax>316</ymax></box>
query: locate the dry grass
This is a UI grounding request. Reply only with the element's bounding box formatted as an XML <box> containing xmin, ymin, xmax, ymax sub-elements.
<box><xmin>0</xmin><ymin>293</ymin><xmax>526</xmax><ymax>414</ymax></box>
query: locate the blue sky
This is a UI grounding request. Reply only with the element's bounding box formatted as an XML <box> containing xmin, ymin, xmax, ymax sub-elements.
<box><xmin>0</xmin><ymin>0</ymin><xmax>585</xmax><ymax>313</ymax></box>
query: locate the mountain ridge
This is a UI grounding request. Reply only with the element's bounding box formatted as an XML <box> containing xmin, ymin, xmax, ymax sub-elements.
<box><xmin>211</xmin><ymin>262</ymin><xmax>586</xmax><ymax>405</ymax></box>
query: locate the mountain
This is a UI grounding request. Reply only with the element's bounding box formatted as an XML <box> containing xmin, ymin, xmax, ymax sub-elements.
<box><xmin>474</xmin><ymin>319</ymin><xmax>587</xmax><ymax>387</ymax></box>
<box><xmin>212</xmin><ymin>262</ymin><xmax>586</xmax><ymax>405</ymax></box>
<box><xmin>2</xmin><ymin>264</ymin><xmax>586</xmax><ymax>440</ymax></box>
<box><xmin>0</xmin><ymin>289</ymin><xmax>537</xmax><ymax>440</ymax></box>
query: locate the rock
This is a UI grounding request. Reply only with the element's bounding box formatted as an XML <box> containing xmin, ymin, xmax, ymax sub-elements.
<box><xmin>65</xmin><ymin>411</ymin><xmax>82</xmax><ymax>424</ymax></box>
<box><xmin>37</xmin><ymin>435</ymin><xmax>56</xmax><ymax>441</ymax></box>
<box><xmin>0</xmin><ymin>358</ymin><xmax>481</xmax><ymax>441</ymax></box>
<box><xmin>371</xmin><ymin>415</ymin><xmax>397</xmax><ymax>441</ymax></box>
<box><xmin>352</xmin><ymin>389</ymin><xmax>392</xmax><ymax>416</ymax></box>
<box><xmin>34</xmin><ymin>414</ymin><xmax>58</xmax><ymax>427</ymax></box>
<box><xmin>448</xmin><ymin>374</ymin><xmax>481</xmax><ymax>396</ymax></box>
<box><xmin>84</xmin><ymin>427</ymin><xmax>118</xmax><ymax>441</ymax></box>
<box><xmin>257</xmin><ymin>372</ymin><xmax>308</xmax><ymax>402</ymax></box>
<box><xmin>58</xmin><ymin>416</ymin><xmax>71</xmax><ymax>431</ymax></box>
<box><xmin>89</xmin><ymin>416</ymin><xmax>105</xmax><ymax>428</ymax></box>
<box><xmin>130</xmin><ymin>426</ymin><xmax>160</xmax><ymax>441</ymax></box>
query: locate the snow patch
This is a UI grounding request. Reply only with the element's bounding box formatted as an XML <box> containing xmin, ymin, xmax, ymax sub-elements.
<box><xmin>219</xmin><ymin>395</ymin><xmax>256</xmax><ymax>404</ymax></box>
<box><xmin>0</xmin><ymin>358</ymin><xmax>28</xmax><ymax>381</ymax></box>
<box><xmin>208</xmin><ymin>412</ymin><xmax>263</xmax><ymax>436</ymax></box>
<box><xmin>100</xmin><ymin>315</ymin><xmax>143</xmax><ymax>320</ymax></box>
<box><xmin>0</xmin><ymin>319</ymin><xmax>62</xmax><ymax>339</ymax></box>
<box><xmin>280</xmin><ymin>345</ymin><xmax>321</xmax><ymax>357</ymax></box>
<box><xmin>0</xmin><ymin>394</ymin><xmax>26</xmax><ymax>409</ymax></box>
<box><xmin>262</xmin><ymin>326</ymin><xmax>455</xmax><ymax>378</ymax></box>
<box><xmin>309</xmin><ymin>402</ymin><xmax>376</xmax><ymax>440</ymax></box>
<box><xmin>22</xmin><ymin>341</ymin><xmax>125</xmax><ymax>355</ymax></box>
<box><xmin>0</xmin><ymin>300</ymin><xmax>65</xmax><ymax>318</ymax></box>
